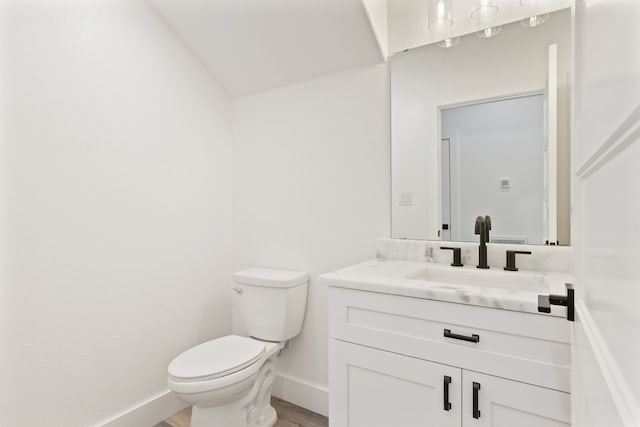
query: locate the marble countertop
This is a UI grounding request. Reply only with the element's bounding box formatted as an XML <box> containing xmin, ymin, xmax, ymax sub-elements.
<box><xmin>320</xmin><ymin>258</ymin><xmax>573</xmax><ymax>317</ymax></box>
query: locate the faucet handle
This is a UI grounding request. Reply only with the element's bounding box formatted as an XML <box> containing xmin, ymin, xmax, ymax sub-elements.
<box><xmin>504</xmin><ymin>250</ymin><xmax>532</xmax><ymax>271</ymax></box>
<box><xmin>440</xmin><ymin>246</ymin><xmax>463</xmax><ymax>267</ymax></box>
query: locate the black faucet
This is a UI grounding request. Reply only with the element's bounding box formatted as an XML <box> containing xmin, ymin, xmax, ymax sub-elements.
<box><xmin>474</xmin><ymin>215</ymin><xmax>492</xmax><ymax>269</ymax></box>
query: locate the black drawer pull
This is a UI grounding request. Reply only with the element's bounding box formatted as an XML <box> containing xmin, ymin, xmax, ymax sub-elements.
<box><xmin>443</xmin><ymin>329</ymin><xmax>480</xmax><ymax>343</ymax></box>
<box><xmin>473</xmin><ymin>382</ymin><xmax>481</xmax><ymax>419</ymax></box>
<box><xmin>443</xmin><ymin>375</ymin><xmax>452</xmax><ymax>411</ymax></box>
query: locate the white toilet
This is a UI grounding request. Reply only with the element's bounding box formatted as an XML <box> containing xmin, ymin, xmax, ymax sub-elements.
<box><xmin>167</xmin><ymin>267</ymin><xmax>308</xmax><ymax>427</ymax></box>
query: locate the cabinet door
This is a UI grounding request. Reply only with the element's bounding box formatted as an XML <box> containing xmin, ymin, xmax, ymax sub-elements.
<box><xmin>329</xmin><ymin>339</ymin><xmax>461</xmax><ymax>427</ymax></box>
<box><xmin>462</xmin><ymin>371</ymin><xmax>570</xmax><ymax>427</ymax></box>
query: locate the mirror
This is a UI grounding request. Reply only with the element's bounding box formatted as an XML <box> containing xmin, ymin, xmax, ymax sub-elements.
<box><xmin>391</xmin><ymin>8</ymin><xmax>570</xmax><ymax>245</ymax></box>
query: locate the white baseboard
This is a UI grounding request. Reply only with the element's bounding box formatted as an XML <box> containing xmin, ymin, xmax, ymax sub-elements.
<box><xmin>97</xmin><ymin>375</ymin><xmax>326</xmax><ymax>426</ymax></box>
<box><xmin>99</xmin><ymin>389</ymin><xmax>187</xmax><ymax>427</ymax></box>
<box><xmin>272</xmin><ymin>373</ymin><xmax>329</xmax><ymax>417</ymax></box>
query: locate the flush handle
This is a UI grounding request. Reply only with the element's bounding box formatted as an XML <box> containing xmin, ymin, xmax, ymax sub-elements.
<box><xmin>232</xmin><ymin>286</ymin><xmax>243</xmax><ymax>295</ymax></box>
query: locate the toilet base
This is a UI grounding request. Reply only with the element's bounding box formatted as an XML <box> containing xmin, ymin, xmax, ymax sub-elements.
<box><xmin>189</xmin><ymin>356</ymin><xmax>279</xmax><ymax>427</ymax></box>
<box><xmin>191</xmin><ymin>402</ymin><xmax>277</xmax><ymax>427</ymax></box>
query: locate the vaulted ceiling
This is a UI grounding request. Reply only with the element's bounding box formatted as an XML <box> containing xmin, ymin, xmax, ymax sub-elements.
<box><xmin>149</xmin><ymin>0</ymin><xmax>573</xmax><ymax>97</ymax></box>
<box><xmin>150</xmin><ymin>0</ymin><xmax>385</xmax><ymax>97</ymax></box>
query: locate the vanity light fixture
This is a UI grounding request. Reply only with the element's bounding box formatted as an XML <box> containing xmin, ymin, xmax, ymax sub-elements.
<box><xmin>438</xmin><ymin>37</ymin><xmax>460</xmax><ymax>48</ymax></box>
<box><xmin>476</xmin><ymin>26</ymin><xmax>502</xmax><ymax>38</ymax></box>
<box><xmin>471</xmin><ymin>0</ymin><xmax>498</xmax><ymax>21</ymax></box>
<box><xmin>521</xmin><ymin>13</ymin><xmax>549</xmax><ymax>27</ymax></box>
<box><xmin>428</xmin><ymin>0</ymin><xmax>453</xmax><ymax>34</ymax></box>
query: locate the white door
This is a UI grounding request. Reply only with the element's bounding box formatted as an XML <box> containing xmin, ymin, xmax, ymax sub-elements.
<box><xmin>329</xmin><ymin>339</ymin><xmax>462</xmax><ymax>427</ymax></box>
<box><xmin>462</xmin><ymin>371</ymin><xmax>570</xmax><ymax>427</ymax></box>
<box><xmin>571</xmin><ymin>1</ymin><xmax>640</xmax><ymax>426</ymax></box>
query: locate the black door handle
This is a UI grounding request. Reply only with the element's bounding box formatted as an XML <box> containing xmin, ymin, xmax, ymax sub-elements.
<box><xmin>473</xmin><ymin>382</ymin><xmax>481</xmax><ymax>419</ymax></box>
<box><xmin>444</xmin><ymin>328</ymin><xmax>480</xmax><ymax>343</ymax></box>
<box><xmin>538</xmin><ymin>283</ymin><xmax>574</xmax><ymax>321</ymax></box>
<box><xmin>444</xmin><ymin>375</ymin><xmax>452</xmax><ymax>411</ymax></box>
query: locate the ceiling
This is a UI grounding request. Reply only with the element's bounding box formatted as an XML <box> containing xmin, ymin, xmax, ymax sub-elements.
<box><xmin>388</xmin><ymin>0</ymin><xmax>573</xmax><ymax>53</ymax></box>
<box><xmin>149</xmin><ymin>0</ymin><xmax>572</xmax><ymax>97</ymax></box>
<box><xmin>150</xmin><ymin>0</ymin><xmax>385</xmax><ymax>97</ymax></box>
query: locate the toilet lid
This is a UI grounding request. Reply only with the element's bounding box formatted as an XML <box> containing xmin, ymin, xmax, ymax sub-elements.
<box><xmin>168</xmin><ymin>335</ymin><xmax>265</xmax><ymax>381</ymax></box>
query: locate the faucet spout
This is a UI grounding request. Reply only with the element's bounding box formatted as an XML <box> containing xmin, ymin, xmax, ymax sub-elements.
<box><xmin>474</xmin><ymin>215</ymin><xmax>491</xmax><ymax>269</ymax></box>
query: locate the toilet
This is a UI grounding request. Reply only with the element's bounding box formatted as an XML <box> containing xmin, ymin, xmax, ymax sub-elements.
<box><xmin>167</xmin><ymin>267</ymin><xmax>308</xmax><ymax>427</ymax></box>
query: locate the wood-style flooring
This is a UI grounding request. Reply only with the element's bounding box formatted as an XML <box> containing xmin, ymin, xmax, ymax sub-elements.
<box><xmin>155</xmin><ymin>397</ymin><xmax>328</xmax><ymax>427</ymax></box>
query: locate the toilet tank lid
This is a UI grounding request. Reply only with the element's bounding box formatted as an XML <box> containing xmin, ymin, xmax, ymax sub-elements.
<box><xmin>233</xmin><ymin>267</ymin><xmax>309</xmax><ymax>288</ymax></box>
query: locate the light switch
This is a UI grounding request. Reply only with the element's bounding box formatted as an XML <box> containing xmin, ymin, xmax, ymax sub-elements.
<box><xmin>399</xmin><ymin>192</ymin><xmax>413</xmax><ymax>206</ymax></box>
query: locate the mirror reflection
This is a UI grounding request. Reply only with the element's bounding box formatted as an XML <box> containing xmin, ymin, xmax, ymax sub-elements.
<box><xmin>391</xmin><ymin>8</ymin><xmax>570</xmax><ymax>245</ymax></box>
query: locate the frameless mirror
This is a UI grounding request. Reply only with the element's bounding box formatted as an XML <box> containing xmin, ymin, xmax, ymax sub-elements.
<box><xmin>391</xmin><ymin>8</ymin><xmax>571</xmax><ymax>245</ymax></box>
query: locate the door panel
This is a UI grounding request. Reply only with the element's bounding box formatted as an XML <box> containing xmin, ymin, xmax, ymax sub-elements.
<box><xmin>572</xmin><ymin>0</ymin><xmax>640</xmax><ymax>425</ymax></box>
<box><xmin>462</xmin><ymin>371</ymin><xmax>570</xmax><ymax>427</ymax></box>
<box><xmin>329</xmin><ymin>339</ymin><xmax>461</xmax><ymax>427</ymax></box>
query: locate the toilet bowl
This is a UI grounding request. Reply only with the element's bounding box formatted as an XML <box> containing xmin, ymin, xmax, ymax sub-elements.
<box><xmin>167</xmin><ymin>268</ymin><xmax>308</xmax><ymax>427</ymax></box>
<box><xmin>168</xmin><ymin>335</ymin><xmax>283</xmax><ymax>427</ymax></box>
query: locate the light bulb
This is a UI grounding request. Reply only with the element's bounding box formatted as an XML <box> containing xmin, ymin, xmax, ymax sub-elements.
<box><xmin>476</xmin><ymin>26</ymin><xmax>502</xmax><ymax>38</ymax></box>
<box><xmin>438</xmin><ymin>37</ymin><xmax>460</xmax><ymax>48</ymax></box>
<box><xmin>521</xmin><ymin>13</ymin><xmax>549</xmax><ymax>27</ymax></box>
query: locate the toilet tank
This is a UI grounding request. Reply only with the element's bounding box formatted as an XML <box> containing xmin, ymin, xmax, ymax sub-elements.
<box><xmin>233</xmin><ymin>267</ymin><xmax>308</xmax><ymax>342</ymax></box>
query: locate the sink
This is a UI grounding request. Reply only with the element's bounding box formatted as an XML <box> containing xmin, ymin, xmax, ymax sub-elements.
<box><xmin>407</xmin><ymin>265</ymin><xmax>549</xmax><ymax>292</ymax></box>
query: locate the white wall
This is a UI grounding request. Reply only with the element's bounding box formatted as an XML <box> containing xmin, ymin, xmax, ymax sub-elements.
<box><xmin>442</xmin><ymin>95</ymin><xmax>544</xmax><ymax>244</ymax></box>
<box><xmin>232</xmin><ymin>64</ymin><xmax>390</xmax><ymax>415</ymax></box>
<box><xmin>391</xmin><ymin>9</ymin><xmax>570</xmax><ymax>244</ymax></box>
<box><xmin>0</xmin><ymin>1</ymin><xmax>233</xmax><ymax>425</ymax></box>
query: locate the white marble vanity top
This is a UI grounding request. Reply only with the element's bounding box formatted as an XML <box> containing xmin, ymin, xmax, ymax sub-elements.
<box><xmin>320</xmin><ymin>258</ymin><xmax>573</xmax><ymax>317</ymax></box>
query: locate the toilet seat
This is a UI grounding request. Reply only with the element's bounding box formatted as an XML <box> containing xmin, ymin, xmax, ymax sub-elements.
<box><xmin>169</xmin><ymin>335</ymin><xmax>265</xmax><ymax>383</ymax></box>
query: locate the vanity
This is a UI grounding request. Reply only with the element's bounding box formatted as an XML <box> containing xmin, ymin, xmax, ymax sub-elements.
<box><xmin>321</xmin><ymin>239</ymin><xmax>573</xmax><ymax>427</ymax></box>
<box><xmin>322</xmin><ymin>7</ymin><xmax>575</xmax><ymax>426</ymax></box>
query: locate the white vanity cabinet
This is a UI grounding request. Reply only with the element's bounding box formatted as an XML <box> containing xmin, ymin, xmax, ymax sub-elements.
<box><xmin>461</xmin><ymin>372</ymin><xmax>570</xmax><ymax>427</ymax></box>
<box><xmin>331</xmin><ymin>339</ymin><xmax>461</xmax><ymax>427</ymax></box>
<box><xmin>328</xmin><ymin>287</ymin><xmax>571</xmax><ymax>427</ymax></box>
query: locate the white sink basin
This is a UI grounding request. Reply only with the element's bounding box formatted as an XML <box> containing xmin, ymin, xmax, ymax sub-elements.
<box><xmin>407</xmin><ymin>265</ymin><xmax>549</xmax><ymax>292</ymax></box>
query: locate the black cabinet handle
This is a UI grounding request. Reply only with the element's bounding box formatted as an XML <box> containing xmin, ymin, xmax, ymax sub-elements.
<box><xmin>473</xmin><ymin>382</ymin><xmax>481</xmax><ymax>419</ymax></box>
<box><xmin>444</xmin><ymin>328</ymin><xmax>479</xmax><ymax>343</ymax></box>
<box><xmin>443</xmin><ymin>375</ymin><xmax>452</xmax><ymax>411</ymax></box>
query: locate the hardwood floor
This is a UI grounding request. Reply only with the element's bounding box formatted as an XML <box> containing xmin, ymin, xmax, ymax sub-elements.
<box><xmin>155</xmin><ymin>397</ymin><xmax>328</xmax><ymax>427</ymax></box>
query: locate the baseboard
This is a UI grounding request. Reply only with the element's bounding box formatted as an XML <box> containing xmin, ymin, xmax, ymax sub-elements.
<box><xmin>99</xmin><ymin>389</ymin><xmax>187</xmax><ymax>427</ymax></box>
<box><xmin>577</xmin><ymin>302</ymin><xmax>640</xmax><ymax>426</ymax></box>
<box><xmin>272</xmin><ymin>373</ymin><xmax>329</xmax><ymax>417</ymax></box>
